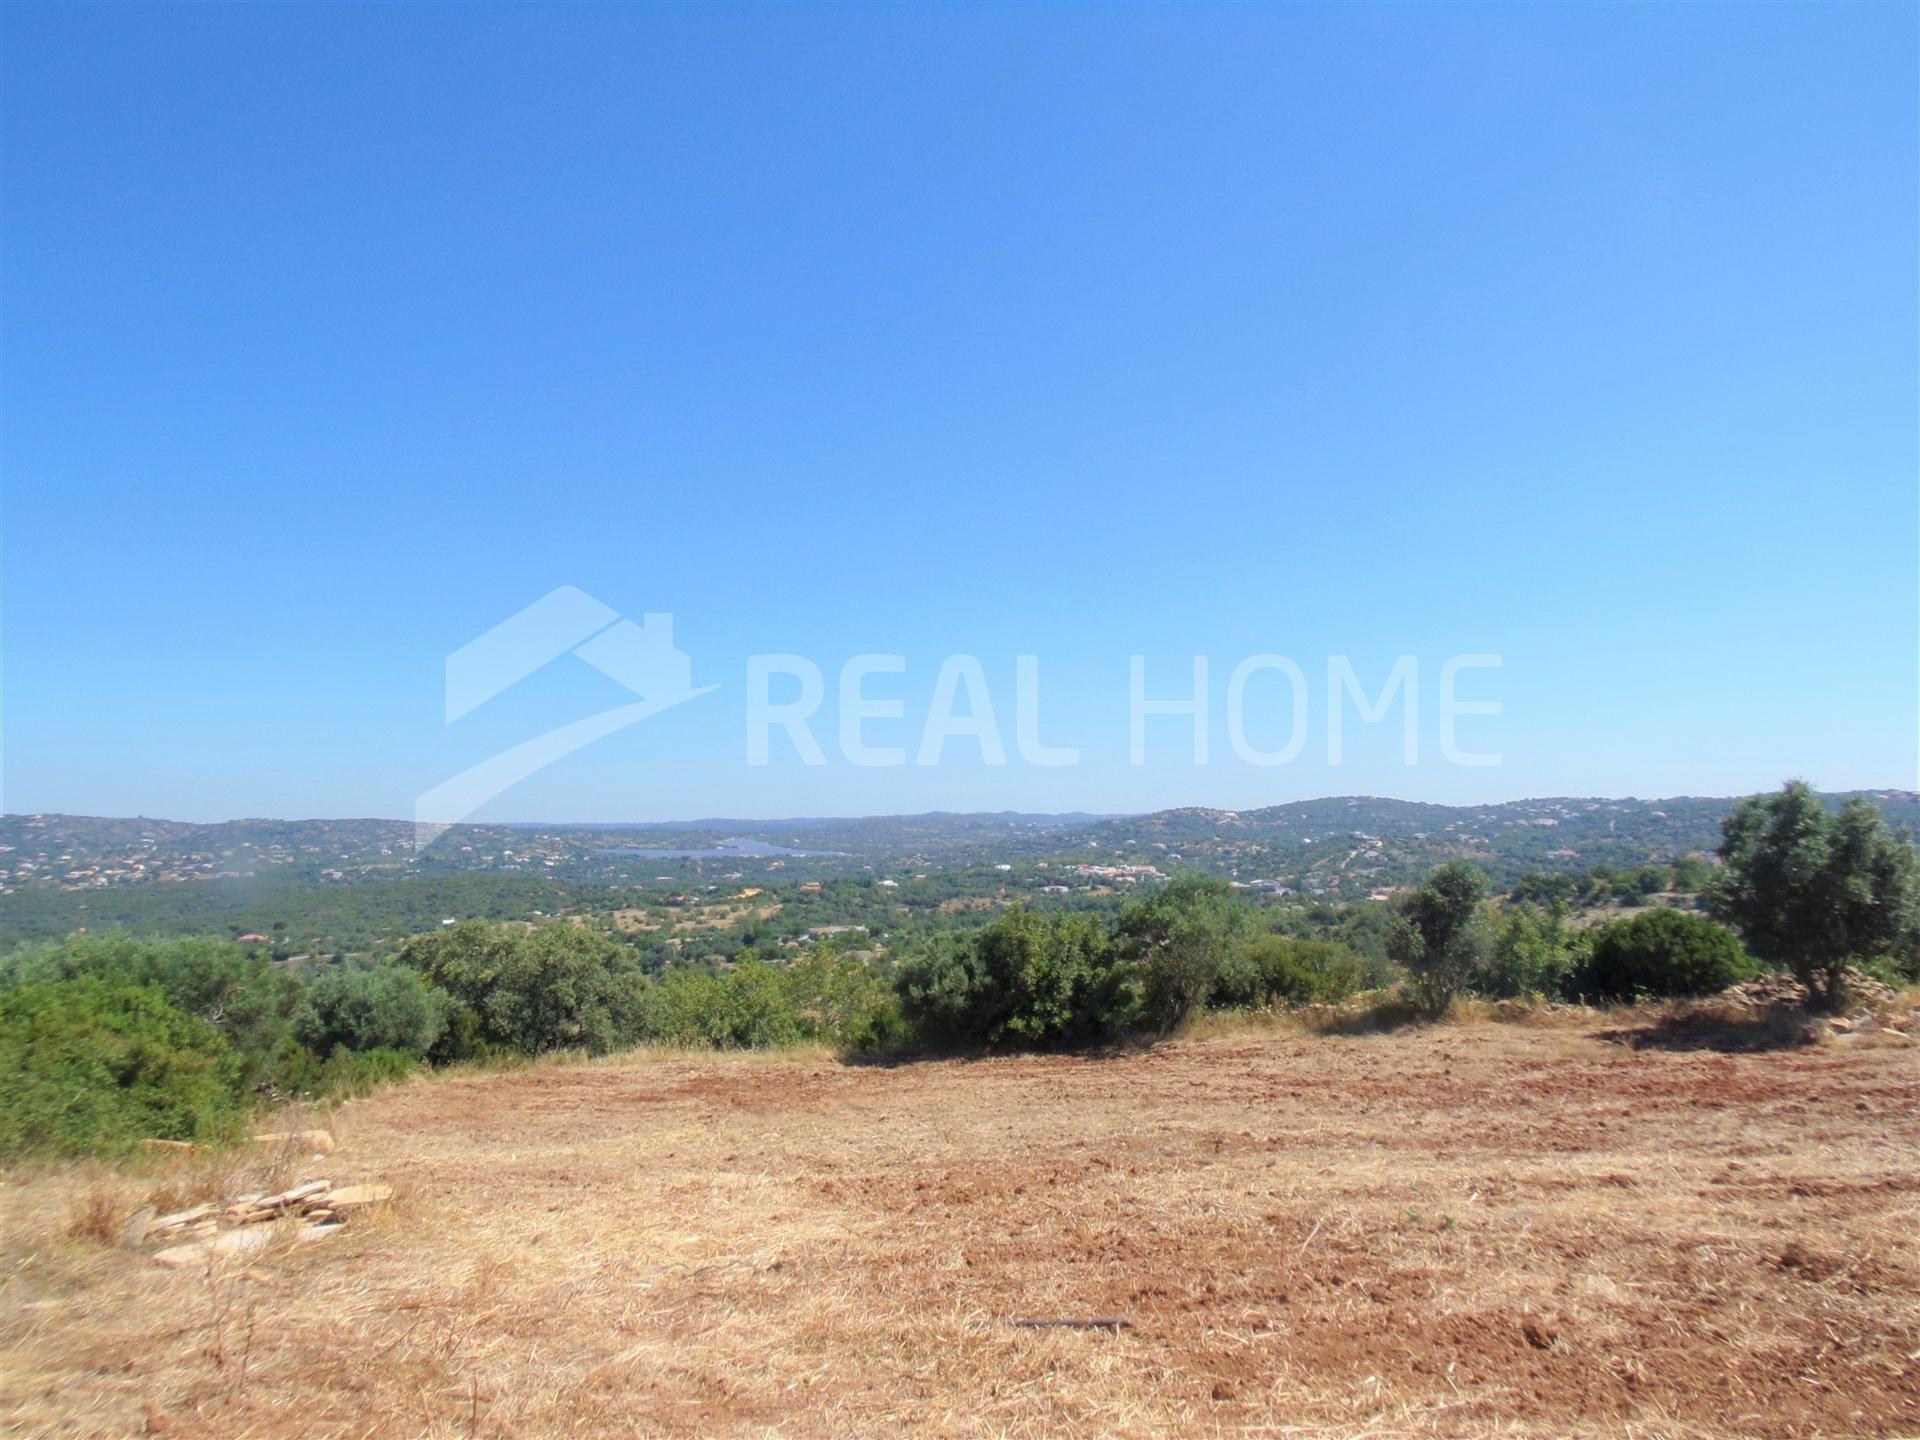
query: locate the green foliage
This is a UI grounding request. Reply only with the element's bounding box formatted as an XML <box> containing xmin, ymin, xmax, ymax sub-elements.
<box><xmin>267</xmin><ymin>1041</ymin><xmax>421</xmax><ymax>1103</ymax></box>
<box><xmin>1670</xmin><ymin>854</ymin><xmax>1716</xmax><ymax>893</ymax></box>
<box><xmin>0</xmin><ymin>932</ymin><xmax>302</xmax><ymax>1090</ymax></box>
<box><xmin>638</xmin><ymin>948</ymin><xmax>903</xmax><ymax>1052</ymax></box>
<box><xmin>1571</xmin><ymin>908</ymin><xmax>1755</xmax><ymax>1001</ymax></box>
<box><xmin>1215</xmin><ymin>936</ymin><xmax>1363</xmax><ymax>1008</ymax></box>
<box><xmin>295</xmin><ymin>963</ymin><xmax>448</xmax><ymax>1058</ymax></box>
<box><xmin>1116</xmin><ymin>873</ymin><xmax>1252</xmax><ymax>1034</ymax></box>
<box><xmin>0</xmin><ymin>978</ymin><xmax>245</xmax><ymax>1157</ymax></box>
<box><xmin>1479</xmin><ymin>903</ymin><xmax>1581</xmax><ymax>1000</ymax></box>
<box><xmin>1511</xmin><ymin>854</ymin><xmax>1719</xmax><ymax>911</ymax></box>
<box><xmin>641</xmin><ymin>957</ymin><xmax>801</xmax><ymax>1049</ymax></box>
<box><xmin>1509</xmin><ymin>872</ymin><xmax>1577</xmax><ymax>907</ymax></box>
<box><xmin>779</xmin><ymin>946</ymin><xmax>906</xmax><ymax>1053</ymax></box>
<box><xmin>1323</xmin><ymin>904</ymin><xmax>1403</xmax><ymax>989</ymax></box>
<box><xmin>317</xmin><ymin>1046</ymin><xmax>420</xmax><ymax>1098</ymax></box>
<box><xmin>1388</xmin><ymin>863</ymin><xmax>1491</xmax><ymax>1015</ymax></box>
<box><xmin>1711</xmin><ymin>781</ymin><xmax>1920</xmax><ymax>1008</ymax></box>
<box><xmin>397</xmin><ymin>921</ymin><xmax>649</xmax><ymax>1059</ymax></box>
<box><xmin>896</xmin><ymin>907</ymin><xmax>1132</xmax><ymax>1049</ymax></box>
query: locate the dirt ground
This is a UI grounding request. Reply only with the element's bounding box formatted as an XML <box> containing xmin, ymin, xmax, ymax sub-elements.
<box><xmin>5</xmin><ymin>1016</ymin><xmax>1918</xmax><ymax>1438</ymax></box>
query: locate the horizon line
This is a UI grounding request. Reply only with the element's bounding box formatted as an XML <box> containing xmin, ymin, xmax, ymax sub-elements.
<box><xmin>7</xmin><ymin>783</ymin><xmax>1916</xmax><ymax>832</ymax></box>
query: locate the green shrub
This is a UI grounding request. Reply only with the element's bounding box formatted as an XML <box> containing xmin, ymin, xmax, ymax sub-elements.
<box><xmin>316</xmin><ymin>1045</ymin><xmax>420</xmax><ymax>1099</ymax></box>
<box><xmin>640</xmin><ymin>958</ymin><xmax>800</xmax><ymax>1049</ymax></box>
<box><xmin>780</xmin><ymin>947</ymin><xmax>906</xmax><ymax>1053</ymax></box>
<box><xmin>630</xmin><ymin>947</ymin><xmax>900</xmax><ymax>1053</ymax></box>
<box><xmin>397</xmin><ymin>921</ymin><xmax>648</xmax><ymax>1060</ymax></box>
<box><xmin>1116</xmin><ymin>873</ymin><xmax>1252</xmax><ymax>1034</ymax></box>
<box><xmin>1215</xmin><ymin>936</ymin><xmax>1363</xmax><ymax>1008</ymax></box>
<box><xmin>1711</xmin><ymin>782</ymin><xmax>1920</xmax><ymax>1008</ymax></box>
<box><xmin>1387</xmin><ymin>864</ymin><xmax>1492</xmax><ymax>1016</ymax></box>
<box><xmin>0</xmin><ymin>932</ymin><xmax>301</xmax><ymax>1090</ymax></box>
<box><xmin>295</xmin><ymin>963</ymin><xmax>448</xmax><ymax>1058</ymax></box>
<box><xmin>896</xmin><ymin>908</ymin><xmax>1132</xmax><ymax>1050</ymax></box>
<box><xmin>1571</xmin><ymin>908</ymin><xmax>1756</xmax><ymax>1001</ymax></box>
<box><xmin>0</xmin><ymin>978</ymin><xmax>245</xmax><ymax>1157</ymax></box>
<box><xmin>1479</xmin><ymin>904</ymin><xmax>1581</xmax><ymax>1000</ymax></box>
<box><xmin>260</xmin><ymin>1037</ymin><xmax>422</xmax><ymax>1102</ymax></box>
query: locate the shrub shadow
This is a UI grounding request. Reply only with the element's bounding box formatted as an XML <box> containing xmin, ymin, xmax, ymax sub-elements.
<box><xmin>1596</xmin><ymin>1003</ymin><xmax>1816</xmax><ymax>1053</ymax></box>
<box><xmin>837</xmin><ymin>1032</ymin><xmax>1164</xmax><ymax>1069</ymax></box>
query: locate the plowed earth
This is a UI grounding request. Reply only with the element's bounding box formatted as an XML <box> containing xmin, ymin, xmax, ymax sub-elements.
<box><xmin>6</xmin><ymin>1019</ymin><xmax>1917</xmax><ymax>1437</ymax></box>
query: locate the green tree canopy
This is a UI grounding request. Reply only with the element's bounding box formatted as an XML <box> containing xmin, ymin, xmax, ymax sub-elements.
<box><xmin>1480</xmin><ymin>901</ymin><xmax>1579</xmax><ymax>1000</ymax></box>
<box><xmin>295</xmin><ymin>963</ymin><xmax>449</xmax><ymax>1058</ymax></box>
<box><xmin>1710</xmin><ymin>780</ymin><xmax>1920</xmax><ymax>1008</ymax></box>
<box><xmin>0</xmin><ymin>931</ymin><xmax>302</xmax><ymax>1089</ymax></box>
<box><xmin>396</xmin><ymin>921</ymin><xmax>648</xmax><ymax>1058</ymax></box>
<box><xmin>1388</xmin><ymin>862</ymin><xmax>1490</xmax><ymax>1015</ymax></box>
<box><xmin>1116</xmin><ymin>872</ymin><xmax>1253</xmax><ymax>1034</ymax></box>
<box><xmin>896</xmin><ymin>907</ymin><xmax>1126</xmax><ymax>1049</ymax></box>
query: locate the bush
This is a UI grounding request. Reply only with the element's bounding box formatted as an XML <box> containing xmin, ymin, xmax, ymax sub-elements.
<box><xmin>780</xmin><ymin>947</ymin><xmax>905</xmax><ymax>1053</ymax></box>
<box><xmin>0</xmin><ymin>978</ymin><xmax>245</xmax><ymax>1157</ymax></box>
<box><xmin>1387</xmin><ymin>864</ymin><xmax>1491</xmax><ymax>1016</ymax></box>
<box><xmin>895</xmin><ymin>908</ymin><xmax>1132</xmax><ymax>1050</ymax></box>
<box><xmin>1571</xmin><ymin>909</ymin><xmax>1756</xmax><ymax>1001</ymax></box>
<box><xmin>1116</xmin><ymin>873</ymin><xmax>1252</xmax><ymax>1034</ymax></box>
<box><xmin>640</xmin><ymin>958</ymin><xmax>800</xmax><ymax>1049</ymax></box>
<box><xmin>1479</xmin><ymin>904</ymin><xmax>1581</xmax><ymax>1000</ymax></box>
<box><xmin>0</xmin><ymin>932</ymin><xmax>301</xmax><ymax>1090</ymax></box>
<box><xmin>266</xmin><ymin>1039</ymin><xmax>421</xmax><ymax>1102</ymax></box>
<box><xmin>317</xmin><ymin>1045</ymin><xmax>421</xmax><ymax>1098</ymax></box>
<box><xmin>1711</xmin><ymin>781</ymin><xmax>1920</xmax><ymax>1008</ymax></box>
<box><xmin>631</xmin><ymin>947</ymin><xmax>901</xmax><ymax>1052</ymax></box>
<box><xmin>1215</xmin><ymin>936</ymin><xmax>1362</xmax><ymax>1008</ymax></box>
<box><xmin>397</xmin><ymin>921</ymin><xmax>648</xmax><ymax>1060</ymax></box>
<box><xmin>295</xmin><ymin>963</ymin><xmax>448</xmax><ymax>1058</ymax></box>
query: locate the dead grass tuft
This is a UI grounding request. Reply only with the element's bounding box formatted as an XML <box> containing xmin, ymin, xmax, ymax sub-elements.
<box><xmin>61</xmin><ymin>1186</ymin><xmax>124</xmax><ymax>1247</ymax></box>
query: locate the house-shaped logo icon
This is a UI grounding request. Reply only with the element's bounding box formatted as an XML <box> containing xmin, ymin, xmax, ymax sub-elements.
<box><xmin>572</xmin><ymin>613</ymin><xmax>695</xmax><ymax>707</ymax></box>
<box><xmin>418</xmin><ymin>588</ymin><xmax>715</xmax><ymax>848</ymax></box>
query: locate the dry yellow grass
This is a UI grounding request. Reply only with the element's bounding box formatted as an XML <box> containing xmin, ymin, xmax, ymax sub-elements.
<box><xmin>3</xmin><ymin>1017</ymin><xmax>1917</xmax><ymax>1438</ymax></box>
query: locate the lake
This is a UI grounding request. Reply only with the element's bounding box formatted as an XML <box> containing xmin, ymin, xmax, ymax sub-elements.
<box><xmin>598</xmin><ymin>837</ymin><xmax>846</xmax><ymax>860</ymax></box>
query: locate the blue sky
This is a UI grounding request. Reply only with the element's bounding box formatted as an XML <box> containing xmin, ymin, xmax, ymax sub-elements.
<box><xmin>3</xmin><ymin>2</ymin><xmax>1915</xmax><ymax>822</ymax></box>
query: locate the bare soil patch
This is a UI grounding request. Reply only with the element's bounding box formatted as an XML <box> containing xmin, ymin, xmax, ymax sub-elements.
<box><xmin>4</xmin><ymin>1019</ymin><xmax>1917</xmax><ymax>1437</ymax></box>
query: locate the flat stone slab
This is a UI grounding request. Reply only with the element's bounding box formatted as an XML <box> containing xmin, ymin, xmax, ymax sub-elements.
<box><xmin>326</xmin><ymin>1184</ymin><xmax>394</xmax><ymax>1210</ymax></box>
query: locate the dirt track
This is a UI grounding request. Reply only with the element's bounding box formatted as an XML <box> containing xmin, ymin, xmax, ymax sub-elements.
<box><xmin>6</xmin><ymin>1017</ymin><xmax>1919</xmax><ymax>1437</ymax></box>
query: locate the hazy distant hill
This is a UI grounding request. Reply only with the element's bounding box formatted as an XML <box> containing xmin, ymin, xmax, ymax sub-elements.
<box><xmin>3</xmin><ymin>790</ymin><xmax>1913</xmax><ymax>955</ymax></box>
<box><xmin>5</xmin><ymin>789</ymin><xmax>1913</xmax><ymax>892</ymax></box>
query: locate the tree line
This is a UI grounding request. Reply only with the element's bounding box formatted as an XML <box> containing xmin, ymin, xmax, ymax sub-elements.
<box><xmin>2</xmin><ymin>779</ymin><xmax>1913</xmax><ymax>1158</ymax></box>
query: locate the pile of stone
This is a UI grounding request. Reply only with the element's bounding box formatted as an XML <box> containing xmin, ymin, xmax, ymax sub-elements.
<box><xmin>1713</xmin><ymin>966</ymin><xmax>1911</xmax><ymax>1045</ymax></box>
<box><xmin>138</xmin><ymin>1180</ymin><xmax>394</xmax><ymax>1269</ymax></box>
<box><xmin>1721</xmin><ymin>966</ymin><xmax>1901</xmax><ymax>1012</ymax></box>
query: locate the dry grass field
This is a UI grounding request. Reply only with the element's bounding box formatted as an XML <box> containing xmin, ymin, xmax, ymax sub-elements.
<box><xmin>5</xmin><ymin>1013</ymin><xmax>1919</xmax><ymax>1439</ymax></box>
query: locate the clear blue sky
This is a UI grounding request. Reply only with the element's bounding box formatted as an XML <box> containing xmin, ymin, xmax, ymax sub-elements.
<box><xmin>4</xmin><ymin>2</ymin><xmax>1915</xmax><ymax>822</ymax></box>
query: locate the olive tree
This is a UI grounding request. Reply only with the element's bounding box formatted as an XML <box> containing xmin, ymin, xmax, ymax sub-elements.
<box><xmin>397</xmin><ymin>920</ymin><xmax>648</xmax><ymax>1058</ymax></box>
<box><xmin>1710</xmin><ymin>780</ymin><xmax>1920</xmax><ymax>1010</ymax></box>
<box><xmin>1388</xmin><ymin>862</ymin><xmax>1491</xmax><ymax>1016</ymax></box>
<box><xmin>1116</xmin><ymin>872</ymin><xmax>1253</xmax><ymax>1034</ymax></box>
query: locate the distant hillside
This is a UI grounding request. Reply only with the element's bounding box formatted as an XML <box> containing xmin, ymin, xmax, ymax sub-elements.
<box><xmin>0</xmin><ymin>790</ymin><xmax>1911</xmax><ymax>949</ymax></box>
<box><xmin>6</xmin><ymin>790</ymin><xmax>1913</xmax><ymax>893</ymax></box>
<box><xmin>1068</xmin><ymin>792</ymin><xmax>1920</xmax><ymax>894</ymax></box>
